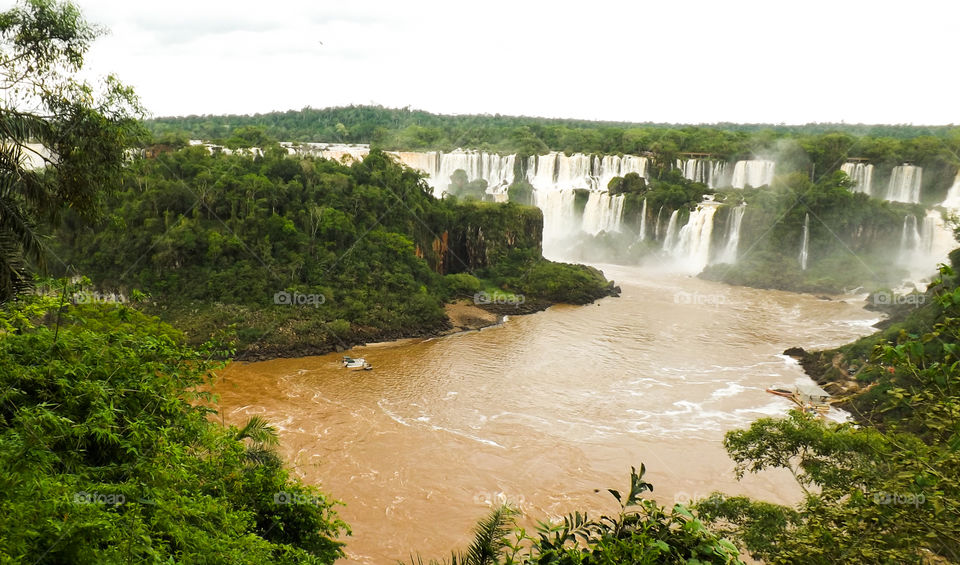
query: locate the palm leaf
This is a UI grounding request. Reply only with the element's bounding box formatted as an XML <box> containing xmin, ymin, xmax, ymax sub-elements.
<box><xmin>234</xmin><ymin>415</ymin><xmax>279</xmax><ymax>446</ymax></box>
<box><xmin>462</xmin><ymin>505</ymin><xmax>516</xmax><ymax>565</ymax></box>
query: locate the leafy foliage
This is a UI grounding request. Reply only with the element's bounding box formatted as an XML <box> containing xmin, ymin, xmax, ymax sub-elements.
<box><xmin>0</xmin><ymin>289</ymin><xmax>348</xmax><ymax>563</ymax></box>
<box><xmin>695</xmin><ymin>262</ymin><xmax>960</xmax><ymax>563</ymax></box>
<box><xmin>48</xmin><ymin>147</ymin><xmax>611</xmax><ymax>356</ymax></box>
<box><xmin>418</xmin><ymin>466</ymin><xmax>743</xmax><ymax>565</ymax></box>
<box><xmin>700</xmin><ymin>172</ymin><xmax>924</xmax><ymax>293</ymax></box>
<box><xmin>0</xmin><ymin>0</ymin><xmax>143</xmax><ymax>301</ymax></box>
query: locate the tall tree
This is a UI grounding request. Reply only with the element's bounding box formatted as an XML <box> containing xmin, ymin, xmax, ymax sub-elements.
<box><xmin>0</xmin><ymin>0</ymin><xmax>142</xmax><ymax>301</ymax></box>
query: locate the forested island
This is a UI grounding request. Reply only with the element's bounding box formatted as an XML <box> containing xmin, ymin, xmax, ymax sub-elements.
<box><xmin>2</xmin><ymin>1</ymin><xmax>959</xmax><ymax>563</ymax></box>
<box><xmin>48</xmin><ymin>146</ymin><xmax>614</xmax><ymax>359</ymax></box>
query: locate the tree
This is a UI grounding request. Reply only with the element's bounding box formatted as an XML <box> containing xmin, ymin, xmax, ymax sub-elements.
<box><xmin>507</xmin><ymin>178</ymin><xmax>534</xmax><ymax>205</ymax></box>
<box><xmin>448</xmin><ymin>168</ymin><xmax>487</xmax><ymax>200</ymax></box>
<box><xmin>0</xmin><ymin>0</ymin><xmax>142</xmax><ymax>301</ymax></box>
<box><xmin>0</xmin><ymin>288</ymin><xmax>348</xmax><ymax>563</ymax></box>
<box><xmin>608</xmin><ymin>172</ymin><xmax>647</xmax><ymax>195</ymax></box>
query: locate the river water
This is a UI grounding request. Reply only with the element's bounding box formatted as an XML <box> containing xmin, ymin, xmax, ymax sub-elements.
<box><xmin>214</xmin><ymin>264</ymin><xmax>880</xmax><ymax>563</ymax></box>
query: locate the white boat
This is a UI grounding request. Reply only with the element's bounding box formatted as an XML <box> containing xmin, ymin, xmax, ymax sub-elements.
<box><xmin>342</xmin><ymin>356</ymin><xmax>372</xmax><ymax>371</ymax></box>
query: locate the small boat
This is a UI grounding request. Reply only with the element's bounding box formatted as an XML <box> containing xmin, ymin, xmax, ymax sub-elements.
<box><xmin>342</xmin><ymin>356</ymin><xmax>372</xmax><ymax>371</ymax></box>
<box><xmin>765</xmin><ymin>383</ymin><xmax>830</xmax><ymax>415</ymax></box>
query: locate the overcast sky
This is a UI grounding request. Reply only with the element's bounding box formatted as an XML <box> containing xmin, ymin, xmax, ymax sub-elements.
<box><xmin>23</xmin><ymin>0</ymin><xmax>960</xmax><ymax>124</ymax></box>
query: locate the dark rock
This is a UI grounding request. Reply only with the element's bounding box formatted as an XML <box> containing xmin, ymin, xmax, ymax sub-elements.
<box><xmin>783</xmin><ymin>347</ymin><xmax>806</xmax><ymax>357</ymax></box>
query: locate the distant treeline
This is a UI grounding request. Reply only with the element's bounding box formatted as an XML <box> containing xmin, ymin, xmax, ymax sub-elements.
<box><xmin>145</xmin><ymin>105</ymin><xmax>960</xmax><ymax>203</ymax></box>
<box><xmin>145</xmin><ymin>104</ymin><xmax>959</xmax><ymax>158</ymax></box>
<box><xmin>146</xmin><ymin>105</ymin><xmax>958</xmax><ymax>147</ymax></box>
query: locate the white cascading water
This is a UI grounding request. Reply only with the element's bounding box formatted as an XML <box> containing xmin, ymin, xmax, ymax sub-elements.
<box><xmin>392</xmin><ymin>149</ymin><xmax>516</xmax><ymax>198</ymax></box>
<box><xmin>730</xmin><ymin>160</ymin><xmax>776</xmax><ymax>189</ymax></box>
<box><xmin>898</xmin><ymin>211</ymin><xmax>954</xmax><ymax>284</ymax></box>
<box><xmin>597</xmin><ymin>154</ymin><xmax>648</xmax><ymax>190</ymax></box>
<box><xmin>714</xmin><ymin>205</ymin><xmax>746</xmax><ymax>264</ymax></box>
<box><xmin>638</xmin><ymin>198</ymin><xmax>648</xmax><ymax>241</ymax></box>
<box><xmin>885</xmin><ymin>164</ymin><xmax>922</xmax><ymax>203</ymax></box>
<box><xmin>941</xmin><ymin>171</ymin><xmax>960</xmax><ymax>210</ymax></box>
<box><xmin>661</xmin><ymin>210</ymin><xmax>680</xmax><ymax>251</ymax></box>
<box><xmin>676</xmin><ymin>159</ymin><xmax>727</xmax><ymax>188</ymax></box>
<box><xmin>526</xmin><ymin>152</ymin><xmax>647</xmax><ymax>191</ymax></box>
<box><xmin>665</xmin><ymin>204</ymin><xmax>719</xmax><ymax>273</ymax></box>
<box><xmin>536</xmin><ymin>189</ymin><xmax>578</xmax><ymax>242</ymax></box>
<box><xmin>391</xmin><ymin>151</ymin><xmax>438</xmax><ymax>177</ymax></box>
<box><xmin>840</xmin><ymin>162</ymin><xmax>874</xmax><ymax>195</ymax></box>
<box><xmin>799</xmin><ymin>213</ymin><xmax>810</xmax><ymax>270</ymax></box>
<box><xmin>582</xmin><ymin>192</ymin><xmax>625</xmax><ymax>235</ymax></box>
<box><xmin>899</xmin><ymin>215</ymin><xmax>925</xmax><ymax>259</ymax></box>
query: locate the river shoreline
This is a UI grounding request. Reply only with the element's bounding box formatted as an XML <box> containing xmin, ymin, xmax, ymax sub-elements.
<box><xmin>232</xmin><ymin>296</ymin><xmax>569</xmax><ymax>362</ymax></box>
<box><xmin>213</xmin><ymin>269</ymin><xmax>881</xmax><ymax>564</ymax></box>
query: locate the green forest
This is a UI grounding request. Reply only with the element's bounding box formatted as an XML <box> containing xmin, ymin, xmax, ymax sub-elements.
<box><xmin>2</xmin><ymin>0</ymin><xmax>960</xmax><ymax>563</ymax></box>
<box><xmin>146</xmin><ymin>105</ymin><xmax>960</xmax><ymax>205</ymax></box>
<box><xmin>48</xmin><ymin>146</ymin><xmax>612</xmax><ymax>358</ymax></box>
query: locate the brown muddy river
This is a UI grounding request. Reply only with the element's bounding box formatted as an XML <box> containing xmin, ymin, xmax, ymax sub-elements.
<box><xmin>214</xmin><ymin>265</ymin><xmax>880</xmax><ymax>563</ymax></box>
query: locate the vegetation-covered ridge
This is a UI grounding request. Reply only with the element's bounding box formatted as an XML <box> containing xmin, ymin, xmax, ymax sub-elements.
<box><xmin>146</xmin><ymin>103</ymin><xmax>959</xmax><ymax>148</ymax></box>
<box><xmin>146</xmin><ymin>105</ymin><xmax>960</xmax><ymax>204</ymax></box>
<box><xmin>689</xmin><ymin>253</ymin><xmax>960</xmax><ymax>563</ymax></box>
<box><xmin>0</xmin><ymin>291</ymin><xmax>348</xmax><ymax>563</ymax></box>
<box><xmin>49</xmin><ymin>146</ymin><xmax>614</xmax><ymax>359</ymax></box>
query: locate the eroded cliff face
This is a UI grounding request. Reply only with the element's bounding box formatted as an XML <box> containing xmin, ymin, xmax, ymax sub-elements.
<box><xmin>416</xmin><ymin>203</ymin><xmax>543</xmax><ymax>275</ymax></box>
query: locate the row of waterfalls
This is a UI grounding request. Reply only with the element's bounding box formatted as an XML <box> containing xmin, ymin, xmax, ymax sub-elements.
<box><xmin>840</xmin><ymin>162</ymin><xmax>923</xmax><ymax>203</ymax></box>
<box><xmin>291</xmin><ymin>143</ymin><xmax>932</xmax><ymax>205</ymax></box>
<box><xmin>284</xmin><ymin>143</ymin><xmax>957</xmax><ymax>280</ymax></box>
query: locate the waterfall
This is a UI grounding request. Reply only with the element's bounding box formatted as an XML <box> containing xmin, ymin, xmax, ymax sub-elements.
<box><xmin>638</xmin><ymin>198</ymin><xmax>648</xmax><ymax>241</ymax></box>
<box><xmin>597</xmin><ymin>154</ymin><xmax>648</xmax><ymax>190</ymax></box>
<box><xmin>527</xmin><ymin>152</ymin><xmax>648</xmax><ymax>191</ymax></box>
<box><xmin>799</xmin><ymin>213</ymin><xmax>810</xmax><ymax>271</ymax></box>
<box><xmin>730</xmin><ymin>160</ymin><xmax>776</xmax><ymax>189</ymax></box>
<box><xmin>666</xmin><ymin>205</ymin><xmax>719</xmax><ymax>273</ymax></box>
<box><xmin>840</xmin><ymin>162</ymin><xmax>874</xmax><ymax>195</ymax></box>
<box><xmin>885</xmin><ymin>164</ymin><xmax>922</xmax><ymax>203</ymax></box>
<box><xmin>654</xmin><ymin>206</ymin><xmax>664</xmax><ymax>240</ymax></box>
<box><xmin>941</xmin><ymin>171</ymin><xmax>960</xmax><ymax>210</ymax></box>
<box><xmin>536</xmin><ymin>189</ymin><xmax>578</xmax><ymax>241</ymax></box>
<box><xmin>661</xmin><ymin>210</ymin><xmax>680</xmax><ymax>251</ymax></box>
<box><xmin>392</xmin><ymin>151</ymin><xmax>439</xmax><ymax>178</ymax></box>
<box><xmin>715</xmin><ymin>205</ymin><xmax>746</xmax><ymax>264</ymax></box>
<box><xmin>582</xmin><ymin>192</ymin><xmax>625</xmax><ymax>235</ymax></box>
<box><xmin>897</xmin><ymin>210</ymin><xmax>954</xmax><ymax>284</ymax></box>
<box><xmin>899</xmin><ymin>215</ymin><xmax>924</xmax><ymax>258</ymax></box>
<box><xmin>389</xmin><ymin>149</ymin><xmax>516</xmax><ymax>198</ymax></box>
<box><xmin>677</xmin><ymin>158</ymin><xmax>726</xmax><ymax>188</ymax></box>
